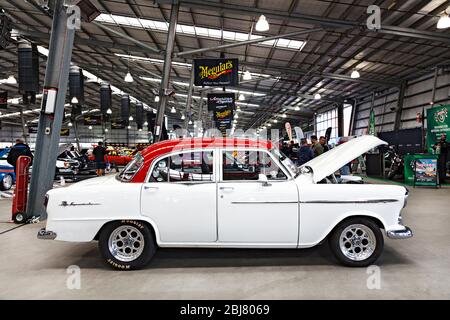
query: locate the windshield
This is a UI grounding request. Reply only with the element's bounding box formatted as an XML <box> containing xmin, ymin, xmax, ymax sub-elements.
<box><xmin>117</xmin><ymin>153</ymin><xmax>144</xmax><ymax>182</ymax></box>
<box><xmin>271</xmin><ymin>147</ymin><xmax>299</xmax><ymax>177</ymax></box>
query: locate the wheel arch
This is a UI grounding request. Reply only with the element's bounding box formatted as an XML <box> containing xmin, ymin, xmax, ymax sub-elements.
<box><xmin>93</xmin><ymin>218</ymin><xmax>161</xmax><ymax>245</ymax></box>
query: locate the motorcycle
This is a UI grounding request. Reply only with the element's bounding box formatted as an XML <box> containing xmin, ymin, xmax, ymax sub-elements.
<box><xmin>385</xmin><ymin>146</ymin><xmax>404</xmax><ymax>180</ymax></box>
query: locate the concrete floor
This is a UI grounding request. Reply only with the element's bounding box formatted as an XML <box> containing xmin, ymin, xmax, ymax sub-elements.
<box><xmin>0</xmin><ymin>179</ymin><xmax>449</xmax><ymax>299</ymax></box>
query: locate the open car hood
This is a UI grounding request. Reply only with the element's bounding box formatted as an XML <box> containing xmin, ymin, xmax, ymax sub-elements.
<box><xmin>303</xmin><ymin>135</ymin><xmax>387</xmax><ymax>183</ymax></box>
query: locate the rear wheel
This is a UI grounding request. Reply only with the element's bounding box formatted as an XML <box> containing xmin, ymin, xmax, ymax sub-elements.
<box><xmin>0</xmin><ymin>174</ymin><xmax>13</xmax><ymax>191</ymax></box>
<box><xmin>329</xmin><ymin>217</ymin><xmax>384</xmax><ymax>267</ymax></box>
<box><xmin>98</xmin><ymin>220</ymin><xmax>156</xmax><ymax>270</ymax></box>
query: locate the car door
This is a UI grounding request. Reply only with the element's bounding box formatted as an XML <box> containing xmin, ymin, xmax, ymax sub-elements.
<box><xmin>140</xmin><ymin>149</ymin><xmax>217</xmax><ymax>243</ymax></box>
<box><xmin>217</xmin><ymin>148</ymin><xmax>299</xmax><ymax>246</ymax></box>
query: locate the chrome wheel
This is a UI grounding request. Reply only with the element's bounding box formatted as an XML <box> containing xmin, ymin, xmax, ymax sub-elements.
<box><xmin>108</xmin><ymin>225</ymin><xmax>145</xmax><ymax>262</ymax></box>
<box><xmin>2</xmin><ymin>175</ymin><xmax>13</xmax><ymax>190</ymax></box>
<box><xmin>339</xmin><ymin>224</ymin><xmax>376</xmax><ymax>261</ymax></box>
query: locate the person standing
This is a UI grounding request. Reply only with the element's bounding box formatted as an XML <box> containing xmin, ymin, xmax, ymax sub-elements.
<box><xmin>297</xmin><ymin>138</ymin><xmax>314</xmax><ymax>166</ymax></box>
<box><xmin>433</xmin><ymin>133</ymin><xmax>449</xmax><ymax>184</ymax></box>
<box><xmin>7</xmin><ymin>138</ymin><xmax>33</xmax><ymax>174</ymax></box>
<box><xmin>93</xmin><ymin>141</ymin><xmax>108</xmax><ymax>176</ymax></box>
<box><xmin>311</xmin><ymin>135</ymin><xmax>323</xmax><ymax>158</ymax></box>
<box><xmin>319</xmin><ymin>136</ymin><xmax>329</xmax><ymax>153</ymax></box>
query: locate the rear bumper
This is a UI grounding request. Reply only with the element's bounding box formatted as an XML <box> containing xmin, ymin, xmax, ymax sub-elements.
<box><xmin>37</xmin><ymin>227</ymin><xmax>57</xmax><ymax>240</ymax></box>
<box><xmin>386</xmin><ymin>226</ymin><xmax>413</xmax><ymax>239</ymax></box>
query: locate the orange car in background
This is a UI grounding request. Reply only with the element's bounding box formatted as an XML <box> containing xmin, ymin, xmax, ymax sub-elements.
<box><xmin>88</xmin><ymin>146</ymin><xmax>135</xmax><ymax>167</ymax></box>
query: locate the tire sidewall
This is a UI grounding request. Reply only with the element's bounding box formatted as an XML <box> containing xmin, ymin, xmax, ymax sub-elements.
<box><xmin>99</xmin><ymin>220</ymin><xmax>156</xmax><ymax>270</ymax></box>
<box><xmin>0</xmin><ymin>174</ymin><xmax>12</xmax><ymax>191</ymax></box>
<box><xmin>329</xmin><ymin>217</ymin><xmax>384</xmax><ymax>267</ymax></box>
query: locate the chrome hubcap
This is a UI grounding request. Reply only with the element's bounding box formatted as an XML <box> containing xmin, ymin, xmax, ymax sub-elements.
<box><xmin>339</xmin><ymin>224</ymin><xmax>376</xmax><ymax>261</ymax></box>
<box><xmin>108</xmin><ymin>225</ymin><xmax>144</xmax><ymax>262</ymax></box>
<box><xmin>2</xmin><ymin>175</ymin><xmax>12</xmax><ymax>190</ymax></box>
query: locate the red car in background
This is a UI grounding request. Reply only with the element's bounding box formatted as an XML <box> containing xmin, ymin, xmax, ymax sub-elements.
<box><xmin>88</xmin><ymin>147</ymin><xmax>135</xmax><ymax>167</ymax></box>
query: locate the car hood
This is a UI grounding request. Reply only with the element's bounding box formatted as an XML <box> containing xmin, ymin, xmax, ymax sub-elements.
<box><xmin>68</xmin><ymin>174</ymin><xmax>119</xmax><ymax>188</ymax></box>
<box><xmin>302</xmin><ymin>135</ymin><xmax>387</xmax><ymax>183</ymax></box>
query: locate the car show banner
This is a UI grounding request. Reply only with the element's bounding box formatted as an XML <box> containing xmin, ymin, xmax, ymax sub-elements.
<box><xmin>368</xmin><ymin>109</ymin><xmax>376</xmax><ymax>135</ymax></box>
<box><xmin>426</xmin><ymin>105</ymin><xmax>450</xmax><ymax>153</ymax></box>
<box><xmin>60</xmin><ymin>128</ymin><xmax>70</xmax><ymax>136</ymax></box>
<box><xmin>27</xmin><ymin>122</ymin><xmax>38</xmax><ymax>134</ymax></box>
<box><xmin>413</xmin><ymin>157</ymin><xmax>438</xmax><ymax>187</ymax></box>
<box><xmin>83</xmin><ymin>115</ymin><xmax>102</xmax><ymax>126</ymax></box>
<box><xmin>0</xmin><ymin>91</ymin><xmax>7</xmax><ymax>109</ymax></box>
<box><xmin>111</xmin><ymin>119</ymin><xmax>126</xmax><ymax>129</ymax></box>
<box><xmin>208</xmin><ymin>93</ymin><xmax>234</xmax><ymax>133</ymax></box>
<box><xmin>194</xmin><ymin>58</ymin><xmax>239</xmax><ymax>86</ymax></box>
<box><xmin>403</xmin><ymin>154</ymin><xmax>439</xmax><ymax>186</ymax></box>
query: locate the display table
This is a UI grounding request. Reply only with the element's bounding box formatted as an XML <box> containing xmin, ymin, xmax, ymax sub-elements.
<box><xmin>404</xmin><ymin>154</ymin><xmax>439</xmax><ymax>186</ymax></box>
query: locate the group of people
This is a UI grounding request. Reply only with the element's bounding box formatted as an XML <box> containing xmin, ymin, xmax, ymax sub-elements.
<box><xmin>297</xmin><ymin>135</ymin><xmax>329</xmax><ymax>166</ymax></box>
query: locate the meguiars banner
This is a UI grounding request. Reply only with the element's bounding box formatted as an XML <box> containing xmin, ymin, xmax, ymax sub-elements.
<box><xmin>426</xmin><ymin>105</ymin><xmax>450</xmax><ymax>153</ymax></box>
<box><xmin>194</xmin><ymin>58</ymin><xmax>239</xmax><ymax>86</ymax></box>
<box><xmin>207</xmin><ymin>93</ymin><xmax>235</xmax><ymax>134</ymax></box>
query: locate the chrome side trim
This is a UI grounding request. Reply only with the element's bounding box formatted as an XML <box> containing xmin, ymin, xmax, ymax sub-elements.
<box><xmin>231</xmin><ymin>201</ymin><xmax>298</xmax><ymax>204</ymax></box>
<box><xmin>300</xmin><ymin>199</ymin><xmax>399</xmax><ymax>204</ymax></box>
<box><xmin>387</xmin><ymin>226</ymin><xmax>413</xmax><ymax>239</ymax></box>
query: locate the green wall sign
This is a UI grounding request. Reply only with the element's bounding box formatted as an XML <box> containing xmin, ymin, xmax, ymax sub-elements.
<box><xmin>426</xmin><ymin>105</ymin><xmax>450</xmax><ymax>153</ymax></box>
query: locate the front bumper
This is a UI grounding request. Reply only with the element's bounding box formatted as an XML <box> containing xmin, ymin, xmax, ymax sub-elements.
<box><xmin>37</xmin><ymin>227</ymin><xmax>57</xmax><ymax>240</ymax></box>
<box><xmin>386</xmin><ymin>226</ymin><xmax>413</xmax><ymax>239</ymax></box>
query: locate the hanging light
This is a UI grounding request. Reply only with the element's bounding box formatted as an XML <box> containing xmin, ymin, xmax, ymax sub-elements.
<box><xmin>238</xmin><ymin>93</ymin><xmax>245</xmax><ymax>101</ymax></box>
<box><xmin>129</xmin><ymin>115</ymin><xmax>133</xmax><ymax>121</ymax></box>
<box><xmin>437</xmin><ymin>14</ymin><xmax>450</xmax><ymax>29</ymax></box>
<box><xmin>88</xmin><ymin>125</ymin><xmax>92</xmax><ymax>130</ymax></box>
<box><xmin>106</xmin><ymin>108</ymin><xmax>112</xmax><ymax>114</ymax></box>
<box><xmin>127</xmin><ymin>125</ymin><xmax>131</xmax><ymax>129</ymax></box>
<box><xmin>188</xmin><ymin>119</ymin><xmax>193</xmax><ymax>125</ymax></box>
<box><xmin>104</xmin><ymin>128</ymin><xmax>109</xmax><ymax>132</ymax></box>
<box><xmin>71</xmin><ymin>96</ymin><xmax>79</xmax><ymax>104</ymax></box>
<box><xmin>124</xmin><ymin>72</ymin><xmax>134</xmax><ymax>83</ymax></box>
<box><xmin>314</xmin><ymin>93</ymin><xmax>321</xmax><ymax>100</ymax></box>
<box><xmin>294</xmin><ymin>106</ymin><xmax>300</xmax><ymax>111</ymax></box>
<box><xmin>181</xmin><ymin>113</ymin><xmax>185</xmax><ymax>120</ymax></box>
<box><xmin>154</xmin><ymin>96</ymin><xmax>160</xmax><ymax>102</ymax></box>
<box><xmin>68</xmin><ymin>122</ymin><xmax>73</xmax><ymax>127</ymax></box>
<box><xmin>350</xmin><ymin>70</ymin><xmax>360</xmax><ymax>79</ymax></box>
<box><xmin>234</xmin><ymin>113</ymin><xmax>239</xmax><ymax>119</ymax></box>
<box><xmin>144</xmin><ymin>121</ymin><xmax>148</xmax><ymax>126</ymax></box>
<box><xmin>242</xmin><ymin>70</ymin><xmax>252</xmax><ymax>80</ymax></box>
<box><xmin>138</xmin><ymin>128</ymin><xmax>142</xmax><ymax>132</ymax></box>
<box><xmin>273</xmin><ymin>119</ymin><xmax>278</xmax><ymax>123</ymax></box>
<box><xmin>6</xmin><ymin>75</ymin><xmax>17</xmax><ymax>84</ymax></box>
<box><xmin>282</xmin><ymin>114</ymin><xmax>287</xmax><ymax>118</ymax></box>
<box><xmin>170</xmin><ymin>106</ymin><xmax>176</xmax><ymax>113</ymax></box>
<box><xmin>255</xmin><ymin>14</ymin><xmax>270</xmax><ymax>32</ymax></box>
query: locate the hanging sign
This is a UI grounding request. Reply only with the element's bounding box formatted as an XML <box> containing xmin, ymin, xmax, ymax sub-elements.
<box><xmin>83</xmin><ymin>115</ymin><xmax>102</xmax><ymax>126</ymax></box>
<box><xmin>111</xmin><ymin>119</ymin><xmax>126</xmax><ymax>129</ymax></box>
<box><xmin>208</xmin><ymin>93</ymin><xmax>234</xmax><ymax>133</ymax></box>
<box><xmin>27</xmin><ymin>122</ymin><xmax>38</xmax><ymax>134</ymax></box>
<box><xmin>426</xmin><ymin>105</ymin><xmax>450</xmax><ymax>153</ymax></box>
<box><xmin>0</xmin><ymin>91</ymin><xmax>7</xmax><ymax>109</ymax></box>
<box><xmin>194</xmin><ymin>58</ymin><xmax>239</xmax><ymax>86</ymax></box>
<box><xmin>60</xmin><ymin>128</ymin><xmax>70</xmax><ymax>136</ymax></box>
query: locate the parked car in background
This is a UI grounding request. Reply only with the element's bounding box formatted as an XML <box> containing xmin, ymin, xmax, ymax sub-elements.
<box><xmin>88</xmin><ymin>146</ymin><xmax>133</xmax><ymax>167</ymax></box>
<box><xmin>39</xmin><ymin>135</ymin><xmax>412</xmax><ymax>270</ymax></box>
<box><xmin>0</xmin><ymin>148</ymin><xmax>16</xmax><ymax>191</ymax></box>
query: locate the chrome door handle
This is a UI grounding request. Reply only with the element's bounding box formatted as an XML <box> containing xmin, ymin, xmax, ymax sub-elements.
<box><xmin>219</xmin><ymin>187</ymin><xmax>234</xmax><ymax>191</ymax></box>
<box><xmin>144</xmin><ymin>186</ymin><xmax>159</xmax><ymax>191</ymax></box>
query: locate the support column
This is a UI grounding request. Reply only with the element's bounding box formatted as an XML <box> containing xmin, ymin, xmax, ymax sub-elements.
<box><xmin>394</xmin><ymin>82</ymin><xmax>407</xmax><ymax>130</ymax></box>
<box><xmin>337</xmin><ymin>103</ymin><xmax>344</xmax><ymax>137</ymax></box>
<box><xmin>184</xmin><ymin>66</ymin><xmax>195</xmax><ymax>129</ymax></box>
<box><xmin>349</xmin><ymin>98</ymin><xmax>357</xmax><ymax>136</ymax></box>
<box><xmin>154</xmin><ymin>0</ymin><xmax>179</xmax><ymax>142</ymax></box>
<box><xmin>27</xmin><ymin>0</ymin><xmax>75</xmax><ymax>219</ymax></box>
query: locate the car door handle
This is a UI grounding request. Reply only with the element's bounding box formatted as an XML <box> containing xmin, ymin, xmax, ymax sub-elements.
<box><xmin>144</xmin><ymin>186</ymin><xmax>159</xmax><ymax>191</ymax></box>
<box><xmin>219</xmin><ymin>187</ymin><xmax>234</xmax><ymax>191</ymax></box>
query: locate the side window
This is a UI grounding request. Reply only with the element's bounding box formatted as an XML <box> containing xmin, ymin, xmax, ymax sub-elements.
<box><xmin>222</xmin><ymin>150</ymin><xmax>287</xmax><ymax>181</ymax></box>
<box><xmin>150</xmin><ymin>151</ymin><xmax>214</xmax><ymax>183</ymax></box>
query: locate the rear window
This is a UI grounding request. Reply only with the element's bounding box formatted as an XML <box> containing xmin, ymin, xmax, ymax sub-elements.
<box><xmin>117</xmin><ymin>153</ymin><xmax>144</xmax><ymax>182</ymax></box>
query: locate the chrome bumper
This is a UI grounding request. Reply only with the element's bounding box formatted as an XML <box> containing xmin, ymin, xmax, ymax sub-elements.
<box><xmin>37</xmin><ymin>227</ymin><xmax>57</xmax><ymax>240</ymax></box>
<box><xmin>386</xmin><ymin>226</ymin><xmax>413</xmax><ymax>239</ymax></box>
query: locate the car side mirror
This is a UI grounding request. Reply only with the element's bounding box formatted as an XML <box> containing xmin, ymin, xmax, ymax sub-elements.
<box><xmin>258</xmin><ymin>174</ymin><xmax>271</xmax><ymax>187</ymax></box>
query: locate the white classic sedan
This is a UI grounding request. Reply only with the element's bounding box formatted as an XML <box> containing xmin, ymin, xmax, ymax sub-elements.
<box><xmin>38</xmin><ymin>135</ymin><xmax>412</xmax><ymax>270</ymax></box>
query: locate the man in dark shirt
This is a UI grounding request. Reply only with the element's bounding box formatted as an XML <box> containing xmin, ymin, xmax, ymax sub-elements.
<box><xmin>433</xmin><ymin>133</ymin><xmax>449</xmax><ymax>184</ymax></box>
<box><xmin>297</xmin><ymin>138</ymin><xmax>313</xmax><ymax>166</ymax></box>
<box><xmin>7</xmin><ymin>138</ymin><xmax>33</xmax><ymax>174</ymax></box>
<box><xmin>93</xmin><ymin>141</ymin><xmax>108</xmax><ymax>176</ymax></box>
<box><xmin>319</xmin><ymin>136</ymin><xmax>330</xmax><ymax>153</ymax></box>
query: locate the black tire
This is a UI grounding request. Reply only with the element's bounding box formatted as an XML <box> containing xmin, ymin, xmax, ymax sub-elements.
<box><xmin>0</xmin><ymin>174</ymin><xmax>13</xmax><ymax>191</ymax></box>
<box><xmin>98</xmin><ymin>220</ymin><xmax>156</xmax><ymax>270</ymax></box>
<box><xmin>329</xmin><ymin>217</ymin><xmax>384</xmax><ymax>267</ymax></box>
<box><xmin>388</xmin><ymin>171</ymin><xmax>396</xmax><ymax>180</ymax></box>
<box><xmin>13</xmin><ymin>212</ymin><xmax>27</xmax><ymax>224</ymax></box>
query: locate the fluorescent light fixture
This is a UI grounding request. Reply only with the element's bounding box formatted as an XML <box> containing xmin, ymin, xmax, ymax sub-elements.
<box><xmin>154</xmin><ymin>96</ymin><xmax>160</xmax><ymax>102</ymax></box>
<box><xmin>6</xmin><ymin>75</ymin><xmax>17</xmax><ymax>84</ymax></box>
<box><xmin>71</xmin><ymin>97</ymin><xmax>79</xmax><ymax>104</ymax></box>
<box><xmin>314</xmin><ymin>93</ymin><xmax>321</xmax><ymax>100</ymax></box>
<box><xmin>273</xmin><ymin>119</ymin><xmax>278</xmax><ymax>123</ymax></box>
<box><xmin>124</xmin><ymin>72</ymin><xmax>134</xmax><ymax>82</ymax></box>
<box><xmin>267</xmin><ymin>123</ymin><xmax>272</xmax><ymax>127</ymax></box>
<box><xmin>282</xmin><ymin>114</ymin><xmax>287</xmax><ymax>118</ymax></box>
<box><xmin>238</xmin><ymin>93</ymin><xmax>245</xmax><ymax>101</ymax></box>
<box><xmin>294</xmin><ymin>106</ymin><xmax>300</xmax><ymax>111</ymax></box>
<box><xmin>437</xmin><ymin>14</ymin><xmax>450</xmax><ymax>29</ymax></box>
<box><xmin>242</xmin><ymin>70</ymin><xmax>252</xmax><ymax>80</ymax></box>
<box><xmin>350</xmin><ymin>70</ymin><xmax>360</xmax><ymax>79</ymax></box>
<box><xmin>106</xmin><ymin>108</ymin><xmax>112</xmax><ymax>114</ymax></box>
<box><xmin>255</xmin><ymin>15</ymin><xmax>270</xmax><ymax>32</ymax></box>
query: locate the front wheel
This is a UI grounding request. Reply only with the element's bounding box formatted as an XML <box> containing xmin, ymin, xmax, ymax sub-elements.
<box><xmin>98</xmin><ymin>220</ymin><xmax>156</xmax><ymax>270</ymax></box>
<box><xmin>329</xmin><ymin>217</ymin><xmax>384</xmax><ymax>267</ymax></box>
